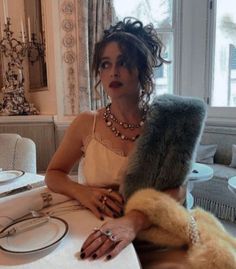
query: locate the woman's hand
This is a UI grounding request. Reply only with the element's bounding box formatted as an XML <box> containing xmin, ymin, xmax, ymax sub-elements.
<box><xmin>75</xmin><ymin>185</ymin><xmax>124</xmax><ymax>220</ymax></box>
<box><xmin>80</xmin><ymin>210</ymin><xmax>150</xmax><ymax>260</ymax></box>
<box><xmin>80</xmin><ymin>217</ymin><xmax>136</xmax><ymax>260</ymax></box>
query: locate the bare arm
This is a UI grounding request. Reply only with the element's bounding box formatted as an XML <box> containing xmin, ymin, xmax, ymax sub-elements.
<box><xmin>45</xmin><ymin>112</ymin><xmax>123</xmax><ymax>219</ymax></box>
<box><xmin>45</xmin><ymin>113</ymin><xmax>86</xmax><ymax>198</ymax></box>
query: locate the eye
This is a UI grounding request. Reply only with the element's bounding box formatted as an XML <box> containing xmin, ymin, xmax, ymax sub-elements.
<box><xmin>118</xmin><ymin>59</ymin><xmax>128</xmax><ymax>67</ymax></box>
<box><xmin>100</xmin><ymin>61</ymin><xmax>111</xmax><ymax>70</ymax></box>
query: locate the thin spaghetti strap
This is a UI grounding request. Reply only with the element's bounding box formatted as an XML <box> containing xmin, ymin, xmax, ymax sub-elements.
<box><xmin>92</xmin><ymin>113</ymin><xmax>97</xmax><ymax>135</ymax></box>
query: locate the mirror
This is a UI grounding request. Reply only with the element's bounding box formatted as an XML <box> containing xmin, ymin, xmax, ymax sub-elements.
<box><xmin>0</xmin><ymin>56</ymin><xmax>2</xmax><ymax>91</ymax></box>
<box><xmin>24</xmin><ymin>0</ymin><xmax>47</xmax><ymax>91</ymax></box>
<box><xmin>0</xmin><ymin>0</ymin><xmax>47</xmax><ymax>92</ymax></box>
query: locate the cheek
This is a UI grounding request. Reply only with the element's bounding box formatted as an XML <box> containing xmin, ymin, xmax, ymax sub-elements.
<box><xmin>99</xmin><ymin>72</ymin><xmax>107</xmax><ymax>85</ymax></box>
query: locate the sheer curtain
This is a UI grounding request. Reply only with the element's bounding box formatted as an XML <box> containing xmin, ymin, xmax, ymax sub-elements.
<box><xmin>77</xmin><ymin>0</ymin><xmax>114</xmax><ymax>111</ymax></box>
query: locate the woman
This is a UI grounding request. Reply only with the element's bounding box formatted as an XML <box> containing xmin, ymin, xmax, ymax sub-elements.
<box><xmin>45</xmin><ymin>18</ymin><xmax>188</xmax><ymax>268</ymax></box>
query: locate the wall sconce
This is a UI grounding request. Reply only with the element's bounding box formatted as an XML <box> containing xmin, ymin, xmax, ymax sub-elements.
<box><xmin>0</xmin><ymin>17</ymin><xmax>45</xmax><ymax>115</ymax></box>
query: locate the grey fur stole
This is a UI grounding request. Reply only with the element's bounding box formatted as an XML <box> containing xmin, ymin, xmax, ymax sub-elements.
<box><xmin>123</xmin><ymin>94</ymin><xmax>207</xmax><ymax>200</ymax></box>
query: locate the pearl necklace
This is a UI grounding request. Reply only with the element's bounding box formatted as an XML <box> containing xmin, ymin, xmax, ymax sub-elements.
<box><xmin>103</xmin><ymin>103</ymin><xmax>146</xmax><ymax>142</ymax></box>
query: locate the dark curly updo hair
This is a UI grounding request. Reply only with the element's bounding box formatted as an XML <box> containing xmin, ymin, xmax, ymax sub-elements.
<box><xmin>93</xmin><ymin>17</ymin><xmax>169</xmax><ymax>109</ymax></box>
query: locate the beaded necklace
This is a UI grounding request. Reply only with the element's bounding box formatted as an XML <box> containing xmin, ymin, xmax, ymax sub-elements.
<box><xmin>103</xmin><ymin>103</ymin><xmax>146</xmax><ymax>142</ymax></box>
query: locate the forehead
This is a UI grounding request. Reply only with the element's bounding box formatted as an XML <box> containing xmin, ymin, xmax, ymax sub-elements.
<box><xmin>101</xmin><ymin>41</ymin><xmax>122</xmax><ymax>58</ymax></box>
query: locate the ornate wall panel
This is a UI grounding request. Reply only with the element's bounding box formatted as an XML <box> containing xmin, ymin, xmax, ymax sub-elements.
<box><xmin>60</xmin><ymin>0</ymin><xmax>79</xmax><ymax>115</ymax></box>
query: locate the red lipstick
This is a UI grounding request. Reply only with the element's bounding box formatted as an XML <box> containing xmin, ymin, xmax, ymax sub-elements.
<box><xmin>109</xmin><ymin>81</ymin><xmax>123</xmax><ymax>88</ymax></box>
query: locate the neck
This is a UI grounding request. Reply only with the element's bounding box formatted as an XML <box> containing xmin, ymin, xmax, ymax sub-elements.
<box><xmin>110</xmin><ymin>100</ymin><xmax>142</xmax><ymax>123</ymax></box>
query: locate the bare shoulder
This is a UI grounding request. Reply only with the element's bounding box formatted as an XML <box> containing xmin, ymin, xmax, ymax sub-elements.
<box><xmin>67</xmin><ymin>110</ymin><xmax>100</xmax><ymax>140</ymax></box>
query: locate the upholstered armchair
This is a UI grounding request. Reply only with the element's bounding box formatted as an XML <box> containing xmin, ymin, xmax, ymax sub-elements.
<box><xmin>0</xmin><ymin>133</ymin><xmax>36</xmax><ymax>173</ymax></box>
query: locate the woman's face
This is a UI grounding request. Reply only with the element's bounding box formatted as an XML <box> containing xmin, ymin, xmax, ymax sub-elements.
<box><xmin>99</xmin><ymin>41</ymin><xmax>140</xmax><ymax>101</ymax></box>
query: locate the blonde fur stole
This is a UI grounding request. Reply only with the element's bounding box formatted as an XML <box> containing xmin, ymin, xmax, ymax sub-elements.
<box><xmin>126</xmin><ymin>189</ymin><xmax>236</xmax><ymax>269</ymax></box>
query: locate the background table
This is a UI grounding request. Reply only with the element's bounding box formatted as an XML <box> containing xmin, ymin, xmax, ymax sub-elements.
<box><xmin>0</xmin><ymin>173</ymin><xmax>141</xmax><ymax>269</ymax></box>
<box><xmin>0</xmin><ymin>172</ymin><xmax>45</xmax><ymax>195</ymax></box>
<box><xmin>228</xmin><ymin>176</ymin><xmax>236</xmax><ymax>195</ymax></box>
<box><xmin>187</xmin><ymin>163</ymin><xmax>214</xmax><ymax>209</ymax></box>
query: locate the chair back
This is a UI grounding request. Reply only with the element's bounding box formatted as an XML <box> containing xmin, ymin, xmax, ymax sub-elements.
<box><xmin>0</xmin><ymin>133</ymin><xmax>36</xmax><ymax>173</ymax></box>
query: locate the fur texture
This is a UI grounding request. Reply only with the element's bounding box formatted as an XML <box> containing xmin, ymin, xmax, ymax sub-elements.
<box><xmin>123</xmin><ymin>94</ymin><xmax>206</xmax><ymax>199</ymax></box>
<box><xmin>125</xmin><ymin>189</ymin><xmax>236</xmax><ymax>269</ymax></box>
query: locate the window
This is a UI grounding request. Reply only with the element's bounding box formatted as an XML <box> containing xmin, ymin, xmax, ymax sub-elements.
<box><xmin>113</xmin><ymin>0</ymin><xmax>178</xmax><ymax>96</ymax></box>
<box><xmin>210</xmin><ymin>0</ymin><xmax>236</xmax><ymax>107</ymax></box>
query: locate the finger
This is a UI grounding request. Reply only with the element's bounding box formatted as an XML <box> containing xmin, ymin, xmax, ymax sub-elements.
<box><xmin>105</xmin><ymin>198</ymin><xmax>123</xmax><ymax>216</ymax></box>
<box><xmin>96</xmin><ymin>200</ymin><xmax>113</xmax><ymax>218</ymax></box>
<box><xmin>83</xmin><ymin>234</ymin><xmax>108</xmax><ymax>258</ymax></box>
<box><xmin>103</xmin><ymin>204</ymin><xmax>116</xmax><ymax>218</ymax></box>
<box><xmin>93</xmin><ymin>238</ymin><xmax>115</xmax><ymax>259</ymax></box>
<box><xmin>89</xmin><ymin>204</ymin><xmax>104</xmax><ymax>220</ymax></box>
<box><xmin>106</xmin><ymin>190</ymin><xmax>124</xmax><ymax>205</ymax></box>
<box><xmin>105</xmin><ymin>240</ymin><xmax>128</xmax><ymax>260</ymax></box>
<box><xmin>97</xmin><ymin>198</ymin><xmax>117</xmax><ymax>218</ymax></box>
<box><xmin>81</xmin><ymin>229</ymin><xmax>101</xmax><ymax>251</ymax></box>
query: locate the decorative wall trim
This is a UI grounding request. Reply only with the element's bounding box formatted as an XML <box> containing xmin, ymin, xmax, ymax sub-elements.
<box><xmin>60</xmin><ymin>0</ymin><xmax>78</xmax><ymax>116</ymax></box>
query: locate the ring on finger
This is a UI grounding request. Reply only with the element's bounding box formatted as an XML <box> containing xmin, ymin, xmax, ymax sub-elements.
<box><xmin>93</xmin><ymin>227</ymin><xmax>100</xmax><ymax>233</ymax></box>
<box><xmin>99</xmin><ymin>195</ymin><xmax>104</xmax><ymax>202</ymax></box>
<box><xmin>102</xmin><ymin>196</ymin><xmax>107</xmax><ymax>205</ymax></box>
<box><xmin>100</xmin><ymin>229</ymin><xmax>117</xmax><ymax>242</ymax></box>
<box><xmin>104</xmin><ymin>230</ymin><xmax>112</xmax><ymax>236</ymax></box>
<box><xmin>110</xmin><ymin>234</ymin><xmax>117</xmax><ymax>242</ymax></box>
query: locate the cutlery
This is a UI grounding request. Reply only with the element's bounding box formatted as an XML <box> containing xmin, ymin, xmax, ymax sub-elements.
<box><xmin>0</xmin><ymin>216</ymin><xmax>50</xmax><ymax>239</ymax></box>
<box><xmin>0</xmin><ymin>181</ymin><xmax>45</xmax><ymax>198</ymax></box>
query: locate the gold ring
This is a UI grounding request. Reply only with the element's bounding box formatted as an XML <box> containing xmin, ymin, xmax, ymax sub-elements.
<box><xmin>93</xmin><ymin>227</ymin><xmax>100</xmax><ymax>232</ymax></box>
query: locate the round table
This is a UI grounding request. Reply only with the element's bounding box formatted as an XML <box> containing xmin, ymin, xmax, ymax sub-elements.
<box><xmin>187</xmin><ymin>163</ymin><xmax>214</xmax><ymax>209</ymax></box>
<box><xmin>228</xmin><ymin>176</ymin><xmax>236</xmax><ymax>195</ymax></box>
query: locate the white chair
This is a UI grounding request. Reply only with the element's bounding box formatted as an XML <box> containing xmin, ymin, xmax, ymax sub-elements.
<box><xmin>0</xmin><ymin>133</ymin><xmax>37</xmax><ymax>173</ymax></box>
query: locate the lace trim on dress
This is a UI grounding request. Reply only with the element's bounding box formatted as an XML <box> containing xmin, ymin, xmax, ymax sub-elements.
<box><xmin>82</xmin><ymin>132</ymin><xmax>127</xmax><ymax>157</ymax></box>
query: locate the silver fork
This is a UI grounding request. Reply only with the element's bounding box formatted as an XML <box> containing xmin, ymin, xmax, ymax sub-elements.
<box><xmin>30</xmin><ymin>204</ymin><xmax>83</xmax><ymax>218</ymax></box>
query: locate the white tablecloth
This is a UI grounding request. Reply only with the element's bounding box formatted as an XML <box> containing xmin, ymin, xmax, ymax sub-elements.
<box><xmin>0</xmin><ymin>172</ymin><xmax>45</xmax><ymax>194</ymax></box>
<box><xmin>0</xmin><ymin>173</ymin><xmax>141</xmax><ymax>269</ymax></box>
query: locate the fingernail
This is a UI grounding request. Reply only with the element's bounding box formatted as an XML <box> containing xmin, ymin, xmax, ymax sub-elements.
<box><xmin>80</xmin><ymin>252</ymin><xmax>85</xmax><ymax>259</ymax></box>
<box><xmin>106</xmin><ymin>255</ymin><xmax>112</xmax><ymax>260</ymax></box>
<box><xmin>100</xmin><ymin>216</ymin><xmax>104</xmax><ymax>221</ymax></box>
<box><xmin>92</xmin><ymin>253</ymin><xmax>97</xmax><ymax>259</ymax></box>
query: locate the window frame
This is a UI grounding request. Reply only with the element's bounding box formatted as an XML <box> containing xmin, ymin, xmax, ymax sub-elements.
<box><xmin>113</xmin><ymin>0</ymin><xmax>182</xmax><ymax>96</ymax></box>
<box><xmin>172</xmin><ymin>0</ymin><xmax>182</xmax><ymax>95</ymax></box>
<box><xmin>205</xmin><ymin>0</ymin><xmax>236</xmax><ymax>125</ymax></box>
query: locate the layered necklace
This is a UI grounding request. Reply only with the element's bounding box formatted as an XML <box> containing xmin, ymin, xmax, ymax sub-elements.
<box><xmin>103</xmin><ymin>103</ymin><xmax>146</xmax><ymax>142</ymax></box>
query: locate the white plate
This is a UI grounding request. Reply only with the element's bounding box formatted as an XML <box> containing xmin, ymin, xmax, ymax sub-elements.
<box><xmin>0</xmin><ymin>170</ymin><xmax>25</xmax><ymax>183</ymax></box>
<box><xmin>0</xmin><ymin>216</ymin><xmax>68</xmax><ymax>254</ymax></box>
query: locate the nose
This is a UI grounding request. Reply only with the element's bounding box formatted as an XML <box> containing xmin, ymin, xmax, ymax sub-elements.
<box><xmin>110</xmin><ymin>64</ymin><xmax>120</xmax><ymax>78</ymax></box>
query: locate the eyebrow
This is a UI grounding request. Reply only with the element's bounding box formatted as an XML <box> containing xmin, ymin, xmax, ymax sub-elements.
<box><xmin>101</xmin><ymin>56</ymin><xmax>110</xmax><ymax>61</ymax></box>
<box><xmin>101</xmin><ymin>54</ymin><xmax>123</xmax><ymax>61</ymax></box>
